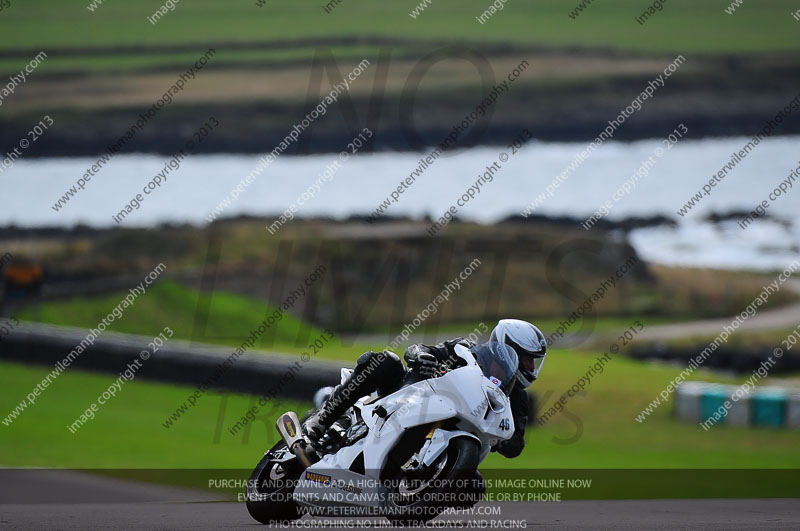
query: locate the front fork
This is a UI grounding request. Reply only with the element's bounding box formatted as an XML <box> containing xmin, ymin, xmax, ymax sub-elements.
<box><xmin>404</xmin><ymin>421</ymin><xmax>442</xmax><ymax>472</ymax></box>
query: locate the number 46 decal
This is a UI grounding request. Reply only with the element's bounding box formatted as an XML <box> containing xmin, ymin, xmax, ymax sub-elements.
<box><xmin>499</xmin><ymin>418</ymin><xmax>511</xmax><ymax>431</ymax></box>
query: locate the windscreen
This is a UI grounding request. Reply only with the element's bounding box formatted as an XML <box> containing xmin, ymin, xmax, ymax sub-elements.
<box><xmin>472</xmin><ymin>341</ymin><xmax>519</xmax><ymax>395</ymax></box>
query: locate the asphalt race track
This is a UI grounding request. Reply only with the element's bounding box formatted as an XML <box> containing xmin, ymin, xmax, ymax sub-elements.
<box><xmin>1</xmin><ymin>471</ymin><xmax>798</xmax><ymax>530</ymax></box>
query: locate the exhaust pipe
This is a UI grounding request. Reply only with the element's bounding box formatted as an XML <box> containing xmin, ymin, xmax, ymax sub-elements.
<box><xmin>276</xmin><ymin>411</ymin><xmax>314</xmax><ymax>468</ymax></box>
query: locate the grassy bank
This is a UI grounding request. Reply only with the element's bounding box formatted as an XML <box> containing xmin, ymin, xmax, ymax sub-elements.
<box><xmin>15</xmin><ymin>279</ymin><xmax>789</xmax><ymax>364</ymax></box>
<box><xmin>2</xmin><ymin>1</ymin><xmax>799</xmax><ymax>73</ymax></box>
<box><xmin>18</xmin><ymin>280</ymin><xmax>327</xmax><ymax>351</ymax></box>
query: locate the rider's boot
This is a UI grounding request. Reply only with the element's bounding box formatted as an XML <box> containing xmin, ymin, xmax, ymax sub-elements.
<box><xmin>303</xmin><ymin>379</ymin><xmax>359</xmax><ymax>444</ymax></box>
<box><xmin>304</xmin><ymin>350</ymin><xmax>405</xmax><ymax>445</ymax></box>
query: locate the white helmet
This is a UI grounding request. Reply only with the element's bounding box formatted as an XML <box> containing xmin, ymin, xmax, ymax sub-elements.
<box><xmin>489</xmin><ymin>319</ymin><xmax>546</xmax><ymax>387</ymax></box>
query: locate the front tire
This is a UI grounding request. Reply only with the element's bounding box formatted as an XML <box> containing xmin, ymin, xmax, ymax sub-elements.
<box><xmin>245</xmin><ymin>441</ymin><xmax>303</xmax><ymax>525</ymax></box>
<box><xmin>385</xmin><ymin>436</ymin><xmax>483</xmax><ymax>525</ymax></box>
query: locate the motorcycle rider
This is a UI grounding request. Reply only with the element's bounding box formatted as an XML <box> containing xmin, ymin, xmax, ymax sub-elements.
<box><xmin>304</xmin><ymin>319</ymin><xmax>546</xmax><ymax>458</ymax></box>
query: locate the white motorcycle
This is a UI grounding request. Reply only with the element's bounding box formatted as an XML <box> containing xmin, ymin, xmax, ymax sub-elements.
<box><xmin>245</xmin><ymin>342</ymin><xmax>519</xmax><ymax>525</ymax></box>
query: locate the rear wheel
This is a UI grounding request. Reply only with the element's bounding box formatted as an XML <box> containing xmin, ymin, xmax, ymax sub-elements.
<box><xmin>245</xmin><ymin>441</ymin><xmax>303</xmax><ymax>525</ymax></box>
<box><xmin>385</xmin><ymin>436</ymin><xmax>483</xmax><ymax>525</ymax></box>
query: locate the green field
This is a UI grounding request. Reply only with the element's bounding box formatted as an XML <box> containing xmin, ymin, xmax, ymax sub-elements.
<box><xmin>0</xmin><ymin>360</ymin><xmax>302</xmax><ymax>468</ymax></box>
<box><xmin>1</xmin><ymin>0</ymin><xmax>799</xmax><ymax>75</ymax></box>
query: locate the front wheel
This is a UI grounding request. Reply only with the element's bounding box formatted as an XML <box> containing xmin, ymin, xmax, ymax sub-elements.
<box><xmin>245</xmin><ymin>441</ymin><xmax>303</xmax><ymax>525</ymax></box>
<box><xmin>385</xmin><ymin>436</ymin><xmax>484</xmax><ymax>525</ymax></box>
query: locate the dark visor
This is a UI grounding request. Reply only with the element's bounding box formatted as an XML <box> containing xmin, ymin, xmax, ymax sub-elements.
<box><xmin>505</xmin><ymin>335</ymin><xmax>545</xmax><ymax>358</ymax></box>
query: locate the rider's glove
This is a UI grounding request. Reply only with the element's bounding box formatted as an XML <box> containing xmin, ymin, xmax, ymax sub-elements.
<box><xmin>404</xmin><ymin>345</ymin><xmax>440</xmax><ymax>378</ymax></box>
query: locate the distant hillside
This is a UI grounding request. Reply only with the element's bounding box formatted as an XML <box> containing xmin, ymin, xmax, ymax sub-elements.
<box><xmin>1</xmin><ymin>219</ymin><xmax>792</xmax><ymax>332</ymax></box>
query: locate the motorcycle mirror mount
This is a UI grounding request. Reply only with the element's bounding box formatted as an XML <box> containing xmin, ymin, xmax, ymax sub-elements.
<box><xmin>454</xmin><ymin>343</ymin><xmax>478</xmax><ymax>367</ymax></box>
